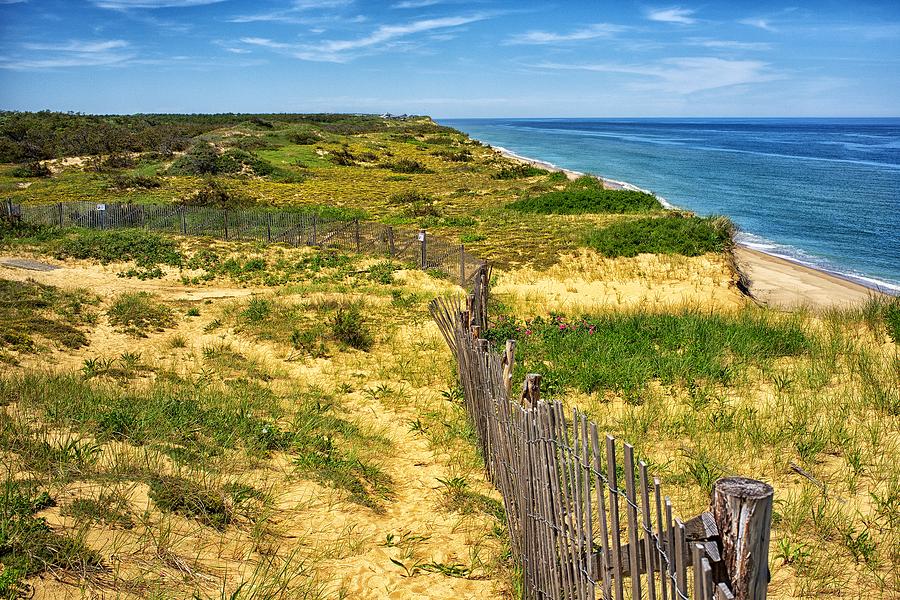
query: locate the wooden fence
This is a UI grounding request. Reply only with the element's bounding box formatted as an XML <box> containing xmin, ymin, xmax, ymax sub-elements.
<box><xmin>1</xmin><ymin>200</ymin><xmax>485</xmax><ymax>287</ymax></box>
<box><xmin>430</xmin><ymin>265</ymin><xmax>774</xmax><ymax>600</ymax></box>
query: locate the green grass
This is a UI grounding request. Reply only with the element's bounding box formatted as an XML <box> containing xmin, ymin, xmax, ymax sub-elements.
<box><xmin>484</xmin><ymin>307</ymin><xmax>811</xmax><ymax>396</ymax></box>
<box><xmin>107</xmin><ymin>292</ymin><xmax>174</xmax><ymax>336</ymax></box>
<box><xmin>0</xmin><ymin>478</ymin><xmax>104</xmax><ymax>598</ymax></box>
<box><xmin>508</xmin><ymin>177</ymin><xmax>662</xmax><ymax>214</ymax></box>
<box><xmin>0</xmin><ymin>371</ymin><xmax>393</xmax><ymax>508</ymax></box>
<box><xmin>0</xmin><ymin>278</ymin><xmax>97</xmax><ymax>358</ymax></box>
<box><xmin>585</xmin><ymin>214</ymin><xmax>734</xmax><ymax>257</ymax></box>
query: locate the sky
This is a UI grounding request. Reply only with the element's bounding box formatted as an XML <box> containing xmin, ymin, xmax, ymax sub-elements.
<box><xmin>0</xmin><ymin>0</ymin><xmax>898</xmax><ymax>117</ymax></box>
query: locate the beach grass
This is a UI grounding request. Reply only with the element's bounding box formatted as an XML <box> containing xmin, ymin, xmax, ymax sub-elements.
<box><xmin>585</xmin><ymin>214</ymin><xmax>735</xmax><ymax>257</ymax></box>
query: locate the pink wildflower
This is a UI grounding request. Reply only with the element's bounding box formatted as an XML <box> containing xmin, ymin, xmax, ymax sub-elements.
<box><xmin>525</xmin><ymin>329</ymin><xmax>532</xmax><ymax>336</ymax></box>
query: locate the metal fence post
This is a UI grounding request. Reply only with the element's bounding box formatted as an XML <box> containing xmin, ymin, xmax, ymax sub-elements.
<box><xmin>223</xmin><ymin>207</ymin><xmax>229</xmax><ymax>240</ymax></box>
<box><xmin>419</xmin><ymin>229</ymin><xmax>427</xmax><ymax>270</ymax></box>
<box><xmin>459</xmin><ymin>244</ymin><xmax>466</xmax><ymax>287</ymax></box>
<box><xmin>57</xmin><ymin>202</ymin><xmax>64</xmax><ymax>227</ymax></box>
<box><xmin>180</xmin><ymin>206</ymin><xmax>187</xmax><ymax>235</ymax></box>
<box><xmin>311</xmin><ymin>214</ymin><xmax>318</xmax><ymax>245</ymax></box>
<box><xmin>266</xmin><ymin>213</ymin><xmax>272</xmax><ymax>243</ymax></box>
<box><xmin>354</xmin><ymin>218</ymin><xmax>361</xmax><ymax>252</ymax></box>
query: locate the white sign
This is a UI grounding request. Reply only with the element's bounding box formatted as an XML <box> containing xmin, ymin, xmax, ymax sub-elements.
<box><xmin>96</xmin><ymin>204</ymin><xmax>106</xmax><ymax>211</ymax></box>
<box><xmin>417</xmin><ymin>232</ymin><xmax>425</xmax><ymax>241</ymax></box>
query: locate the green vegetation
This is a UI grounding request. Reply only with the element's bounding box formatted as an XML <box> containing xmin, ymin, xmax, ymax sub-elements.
<box><xmin>0</xmin><ymin>478</ymin><xmax>104</xmax><ymax>598</ymax></box>
<box><xmin>585</xmin><ymin>215</ymin><xmax>734</xmax><ymax>257</ymax></box>
<box><xmin>331</xmin><ymin>303</ymin><xmax>374</xmax><ymax>351</ymax></box>
<box><xmin>107</xmin><ymin>292</ymin><xmax>174</xmax><ymax>336</ymax></box>
<box><xmin>492</xmin><ymin>163</ymin><xmax>548</xmax><ymax>179</ymax></box>
<box><xmin>484</xmin><ymin>308</ymin><xmax>810</xmax><ymax>396</ymax></box>
<box><xmin>508</xmin><ymin>176</ymin><xmax>662</xmax><ymax>214</ymax></box>
<box><xmin>52</xmin><ymin>228</ymin><xmax>184</xmax><ymax>267</ymax></box>
<box><xmin>0</xmin><ymin>279</ymin><xmax>97</xmax><ymax>358</ymax></box>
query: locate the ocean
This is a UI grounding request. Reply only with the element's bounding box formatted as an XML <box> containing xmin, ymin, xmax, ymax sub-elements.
<box><xmin>440</xmin><ymin>118</ymin><xmax>900</xmax><ymax>293</ymax></box>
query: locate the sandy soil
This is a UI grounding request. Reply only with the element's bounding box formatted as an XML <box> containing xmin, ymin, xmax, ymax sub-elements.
<box><xmin>3</xmin><ymin>258</ymin><xmax>503</xmax><ymax>599</ymax></box>
<box><xmin>733</xmin><ymin>246</ymin><xmax>882</xmax><ymax>310</ymax></box>
<box><xmin>493</xmin><ymin>248</ymin><xmax>745</xmax><ymax>316</ymax></box>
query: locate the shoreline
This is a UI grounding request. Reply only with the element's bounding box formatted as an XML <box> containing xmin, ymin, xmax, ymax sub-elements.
<box><xmin>493</xmin><ymin>145</ymin><xmax>888</xmax><ymax>308</ymax></box>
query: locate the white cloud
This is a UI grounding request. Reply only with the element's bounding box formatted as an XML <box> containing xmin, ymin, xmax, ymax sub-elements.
<box><xmin>739</xmin><ymin>18</ymin><xmax>776</xmax><ymax>32</ymax></box>
<box><xmin>686</xmin><ymin>38</ymin><xmax>772</xmax><ymax>51</ymax></box>
<box><xmin>646</xmin><ymin>7</ymin><xmax>696</xmax><ymax>25</ymax></box>
<box><xmin>534</xmin><ymin>56</ymin><xmax>779</xmax><ymax>95</ymax></box>
<box><xmin>91</xmin><ymin>0</ymin><xmax>225</xmax><ymax>8</ymax></box>
<box><xmin>228</xmin><ymin>0</ymin><xmax>352</xmax><ymax>23</ymax></box>
<box><xmin>392</xmin><ymin>0</ymin><xmax>444</xmax><ymax>8</ymax></box>
<box><xmin>0</xmin><ymin>38</ymin><xmax>134</xmax><ymax>69</ymax></box>
<box><xmin>240</xmin><ymin>13</ymin><xmax>493</xmax><ymax>62</ymax></box>
<box><xmin>506</xmin><ymin>23</ymin><xmax>626</xmax><ymax>45</ymax></box>
<box><xmin>24</xmin><ymin>40</ymin><xmax>129</xmax><ymax>52</ymax></box>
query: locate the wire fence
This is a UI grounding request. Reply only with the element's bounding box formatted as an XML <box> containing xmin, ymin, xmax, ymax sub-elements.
<box><xmin>1</xmin><ymin>200</ymin><xmax>486</xmax><ymax>286</ymax></box>
<box><xmin>430</xmin><ymin>265</ymin><xmax>774</xmax><ymax>600</ymax></box>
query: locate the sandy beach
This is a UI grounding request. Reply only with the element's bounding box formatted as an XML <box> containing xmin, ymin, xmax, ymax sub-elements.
<box><xmin>495</xmin><ymin>145</ymin><xmax>887</xmax><ymax>310</ymax></box>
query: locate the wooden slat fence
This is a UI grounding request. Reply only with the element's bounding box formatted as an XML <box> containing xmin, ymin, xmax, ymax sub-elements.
<box><xmin>1</xmin><ymin>200</ymin><xmax>485</xmax><ymax>286</ymax></box>
<box><xmin>430</xmin><ymin>265</ymin><xmax>774</xmax><ymax>600</ymax></box>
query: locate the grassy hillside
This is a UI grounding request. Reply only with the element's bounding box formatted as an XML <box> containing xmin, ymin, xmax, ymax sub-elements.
<box><xmin>1</xmin><ymin>113</ymin><xmax>897</xmax><ymax>598</ymax></box>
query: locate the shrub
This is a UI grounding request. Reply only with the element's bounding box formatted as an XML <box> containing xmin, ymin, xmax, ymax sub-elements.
<box><xmin>53</xmin><ymin>229</ymin><xmax>183</xmax><ymax>268</ymax></box>
<box><xmin>331</xmin><ymin>304</ymin><xmax>373</xmax><ymax>351</ymax></box>
<box><xmin>585</xmin><ymin>215</ymin><xmax>734</xmax><ymax>257</ymax></box>
<box><xmin>109</xmin><ymin>174</ymin><xmax>161</xmax><ymax>190</ymax></box>
<box><xmin>492</xmin><ymin>163</ymin><xmax>548</xmax><ymax>179</ymax></box>
<box><xmin>508</xmin><ymin>182</ymin><xmax>661</xmax><ymax>214</ymax></box>
<box><xmin>169</xmin><ymin>142</ymin><xmax>221</xmax><ymax>175</ymax></box>
<box><xmin>431</xmin><ymin>149</ymin><xmax>472</xmax><ymax>162</ymax></box>
<box><xmin>329</xmin><ymin>147</ymin><xmax>358</xmax><ymax>166</ymax></box>
<box><xmin>11</xmin><ymin>161</ymin><xmax>52</xmax><ymax>178</ymax></box>
<box><xmin>289</xmin><ymin>131</ymin><xmax>321</xmax><ymax>145</ymax></box>
<box><xmin>181</xmin><ymin>178</ymin><xmax>255</xmax><ymax>208</ymax></box>
<box><xmin>383</xmin><ymin>159</ymin><xmax>433</xmax><ymax>174</ymax></box>
<box><xmin>107</xmin><ymin>292</ymin><xmax>174</xmax><ymax>336</ymax></box>
<box><xmin>368</xmin><ymin>261</ymin><xmax>398</xmax><ymax>285</ymax></box>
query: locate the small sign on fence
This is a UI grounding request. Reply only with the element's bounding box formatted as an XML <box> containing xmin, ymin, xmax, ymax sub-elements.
<box><xmin>96</xmin><ymin>203</ymin><xmax>106</xmax><ymax>211</ymax></box>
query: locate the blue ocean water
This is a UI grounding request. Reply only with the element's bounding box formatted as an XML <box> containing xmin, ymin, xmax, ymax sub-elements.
<box><xmin>441</xmin><ymin>118</ymin><xmax>900</xmax><ymax>293</ymax></box>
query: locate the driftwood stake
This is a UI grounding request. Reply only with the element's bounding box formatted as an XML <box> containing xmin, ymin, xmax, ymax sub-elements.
<box><xmin>501</xmin><ymin>340</ymin><xmax>516</xmax><ymax>397</ymax></box>
<box><xmin>520</xmin><ymin>373</ymin><xmax>541</xmax><ymax>409</ymax></box>
<box><xmin>711</xmin><ymin>477</ymin><xmax>773</xmax><ymax>600</ymax></box>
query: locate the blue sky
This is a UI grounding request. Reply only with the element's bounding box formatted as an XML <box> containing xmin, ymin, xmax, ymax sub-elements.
<box><xmin>0</xmin><ymin>0</ymin><xmax>898</xmax><ymax>117</ymax></box>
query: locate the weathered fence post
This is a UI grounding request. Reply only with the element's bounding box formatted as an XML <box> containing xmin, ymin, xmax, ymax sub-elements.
<box><xmin>387</xmin><ymin>226</ymin><xmax>395</xmax><ymax>257</ymax></box>
<box><xmin>354</xmin><ymin>219</ymin><xmax>361</xmax><ymax>252</ymax></box>
<box><xmin>223</xmin><ymin>208</ymin><xmax>229</xmax><ymax>240</ymax></box>
<box><xmin>711</xmin><ymin>477</ymin><xmax>774</xmax><ymax>600</ymax></box>
<box><xmin>419</xmin><ymin>229</ymin><xmax>427</xmax><ymax>269</ymax></box>
<box><xmin>311</xmin><ymin>214</ymin><xmax>318</xmax><ymax>245</ymax></box>
<box><xmin>266</xmin><ymin>213</ymin><xmax>272</xmax><ymax>242</ymax></box>
<box><xmin>6</xmin><ymin>199</ymin><xmax>13</xmax><ymax>219</ymax></box>
<box><xmin>180</xmin><ymin>206</ymin><xmax>187</xmax><ymax>235</ymax></box>
<box><xmin>501</xmin><ymin>340</ymin><xmax>516</xmax><ymax>397</ymax></box>
<box><xmin>57</xmin><ymin>202</ymin><xmax>64</xmax><ymax>227</ymax></box>
<box><xmin>520</xmin><ymin>373</ymin><xmax>541</xmax><ymax>409</ymax></box>
<box><xmin>459</xmin><ymin>244</ymin><xmax>466</xmax><ymax>287</ymax></box>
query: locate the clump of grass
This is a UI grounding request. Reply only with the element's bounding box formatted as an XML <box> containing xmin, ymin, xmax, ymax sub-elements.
<box><xmin>508</xmin><ymin>177</ymin><xmax>661</xmax><ymax>214</ymax></box>
<box><xmin>331</xmin><ymin>304</ymin><xmax>373</xmax><ymax>351</ymax></box>
<box><xmin>147</xmin><ymin>476</ymin><xmax>234</xmax><ymax>530</ymax></box>
<box><xmin>107</xmin><ymin>292</ymin><xmax>174</xmax><ymax>336</ymax></box>
<box><xmin>0</xmin><ymin>278</ymin><xmax>96</xmax><ymax>354</ymax></box>
<box><xmin>368</xmin><ymin>261</ymin><xmax>398</xmax><ymax>285</ymax></box>
<box><xmin>0</xmin><ymin>478</ymin><xmax>104</xmax><ymax>597</ymax></box>
<box><xmin>61</xmin><ymin>492</ymin><xmax>134</xmax><ymax>529</ymax></box>
<box><xmin>585</xmin><ymin>214</ymin><xmax>734</xmax><ymax>257</ymax></box>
